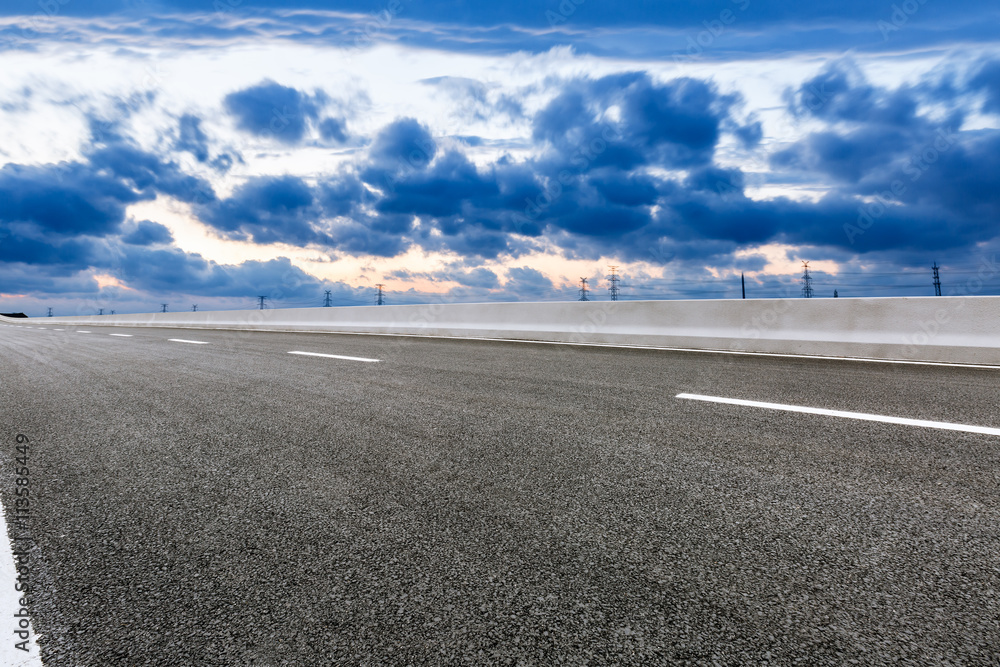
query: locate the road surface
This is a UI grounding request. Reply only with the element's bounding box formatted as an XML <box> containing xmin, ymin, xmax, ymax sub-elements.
<box><xmin>1</xmin><ymin>322</ymin><xmax>998</xmax><ymax>665</ymax></box>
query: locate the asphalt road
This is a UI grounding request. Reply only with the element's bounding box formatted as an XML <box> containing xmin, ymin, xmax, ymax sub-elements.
<box><xmin>1</xmin><ymin>322</ymin><xmax>998</xmax><ymax>666</ymax></box>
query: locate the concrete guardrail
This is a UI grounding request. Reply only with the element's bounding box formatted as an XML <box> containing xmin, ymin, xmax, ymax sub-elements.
<box><xmin>1</xmin><ymin>296</ymin><xmax>998</xmax><ymax>365</ymax></box>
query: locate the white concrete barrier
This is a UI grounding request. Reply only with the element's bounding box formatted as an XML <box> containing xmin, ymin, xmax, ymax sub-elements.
<box><xmin>2</xmin><ymin>296</ymin><xmax>998</xmax><ymax>365</ymax></box>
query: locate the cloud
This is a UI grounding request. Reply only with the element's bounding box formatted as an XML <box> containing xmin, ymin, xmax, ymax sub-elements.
<box><xmin>503</xmin><ymin>266</ymin><xmax>554</xmax><ymax>299</ymax></box>
<box><xmin>365</xmin><ymin>117</ymin><xmax>436</xmax><ymax>173</ymax></box>
<box><xmin>223</xmin><ymin>80</ymin><xmax>324</xmax><ymax>144</ymax></box>
<box><xmin>533</xmin><ymin>73</ymin><xmax>745</xmax><ymax>170</ymax></box>
<box><xmin>970</xmin><ymin>58</ymin><xmax>1000</xmax><ymax>114</ymax></box>
<box><xmin>175</xmin><ymin>113</ymin><xmax>209</xmax><ymax>162</ymax></box>
<box><xmin>318</xmin><ymin>117</ymin><xmax>348</xmax><ymax>144</ymax></box>
<box><xmin>198</xmin><ymin>175</ymin><xmax>326</xmax><ymax>246</ymax></box>
<box><xmin>0</xmin><ymin>161</ymin><xmax>142</xmax><ymax>237</ymax></box>
<box><xmin>420</xmin><ymin>76</ymin><xmax>524</xmax><ymax>122</ymax></box>
<box><xmin>122</xmin><ymin>219</ymin><xmax>173</xmax><ymax>246</ymax></box>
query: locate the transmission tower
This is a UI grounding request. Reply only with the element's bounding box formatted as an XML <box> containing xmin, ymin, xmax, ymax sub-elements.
<box><xmin>257</xmin><ymin>296</ymin><xmax>268</xmax><ymax>310</ymax></box>
<box><xmin>323</xmin><ymin>290</ymin><xmax>332</xmax><ymax>307</ymax></box>
<box><xmin>801</xmin><ymin>261</ymin><xmax>814</xmax><ymax>298</ymax></box>
<box><xmin>932</xmin><ymin>262</ymin><xmax>942</xmax><ymax>296</ymax></box>
<box><xmin>192</xmin><ymin>304</ymin><xmax>198</xmax><ymax>312</ymax></box>
<box><xmin>607</xmin><ymin>266</ymin><xmax>620</xmax><ymax>301</ymax></box>
<box><xmin>98</xmin><ymin>308</ymin><xmax>104</xmax><ymax>315</ymax></box>
<box><xmin>375</xmin><ymin>284</ymin><xmax>385</xmax><ymax>306</ymax></box>
<box><xmin>161</xmin><ymin>303</ymin><xmax>168</xmax><ymax>313</ymax></box>
<box><xmin>47</xmin><ymin>308</ymin><xmax>53</xmax><ymax>317</ymax></box>
<box><xmin>834</xmin><ymin>289</ymin><xmax>839</xmax><ymax>298</ymax></box>
<box><xmin>110</xmin><ymin>310</ymin><xmax>115</xmax><ymax>315</ymax></box>
<box><xmin>578</xmin><ymin>277</ymin><xmax>590</xmax><ymax>301</ymax></box>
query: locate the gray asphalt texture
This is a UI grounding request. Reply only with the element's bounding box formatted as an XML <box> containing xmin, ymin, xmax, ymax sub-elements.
<box><xmin>1</xmin><ymin>321</ymin><xmax>999</xmax><ymax>666</ymax></box>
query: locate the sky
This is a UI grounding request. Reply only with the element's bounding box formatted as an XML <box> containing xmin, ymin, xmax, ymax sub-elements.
<box><xmin>0</xmin><ymin>0</ymin><xmax>998</xmax><ymax>316</ymax></box>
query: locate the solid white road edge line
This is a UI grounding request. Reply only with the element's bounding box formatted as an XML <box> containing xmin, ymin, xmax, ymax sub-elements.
<box><xmin>0</xmin><ymin>504</ymin><xmax>43</xmax><ymax>666</ymax></box>
<box><xmin>676</xmin><ymin>393</ymin><xmax>1000</xmax><ymax>437</ymax></box>
<box><xmin>288</xmin><ymin>351</ymin><xmax>380</xmax><ymax>363</ymax></box>
<box><xmin>20</xmin><ymin>324</ymin><xmax>1000</xmax><ymax>369</ymax></box>
<box><xmin>168</xmin><ymin>339</ymin><xmax>209</xmax><ymax>345</ymax></box>
<box><xmin>167</xmin><ymin>328</ymin><xmax>1000</xmax><ymax>370</ymax></box>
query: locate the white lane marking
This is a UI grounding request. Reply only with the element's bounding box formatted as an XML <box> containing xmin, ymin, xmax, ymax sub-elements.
<box><xmin>676</xmin><ymin>393</ymin><xmax>1000</xmax><ymax>437</ymax></box>
<box><xmin>109</xmin><ymin>334</ymin><xmax>133</xmax><ymax>337</ymax></box>
<box><xmin>288</xmin><ymin>351</ymin><xmax>380</xmax><ymax>363</ymax></box>
<box><xmin>52</xmin><ymin>329</ymin><xmax>64</xmax><ymax>331</ymax></box>
<box><xmin>35</xmin><ymin>328</ymin><xmax>46</xmax><ymax>330</ymax></box>
<box><xmin>168</xmin><ymin>339</ymin><xmax>209</xmax><ymax>345</ymax></box>
<box><xmin>76</xmin><ymin>331</ymin><xmax>91</xmax><ymax>334</ymax></box>
<box><xmin>0</xmin><ymin>502</ymin><xmax>44</xmax><ymax>666</ymax></box>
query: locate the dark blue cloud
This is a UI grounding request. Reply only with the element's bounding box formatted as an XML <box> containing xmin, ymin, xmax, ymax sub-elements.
<box><xmin>366</xmin><ymin>117</ymin><xmax>436</xmax><ymax>172</ymax></box>
<box><xmin>534</xmin><ymin>73</ymin><xmax>745</xmax><ymax>170</ymax></box>
<box><xmin>175</xmin><ymin>113</ymin><xmax>209</xmax><ymax>162</ymax></box>
<box><xmin>122</xmin><ymin>219</ymin><xmax>173</xmax><ymax>246</ymax></box>
<box><xmin>7</xmin><ymin>60</ymin><xmax>1000</xmax><ymax>312</ymax></box>
<box><xmin>199</xmin><ymin>175</ymin><xmax>324</xmax><ymax>246</ymax></box>
<box><xmin>790</xmin><ymin>61</ymin><xmax>923</xmax><ymax>127</ymax></box>
<box><xmin>1</xmin><ymin>1</ymin><xmax>997</xmax><ymax>64</ymax></box>
<box><xmin>0</xmin><ymin>232</ymin><xmax>104</xmax><ymax>267</ymax></box>
<box><xmin>223</xmin><ymin>80</ymin><xmax>323</xmax><ymax>144</ymax></box>
<box><xmin>503</xmin><ymin>266</ymin><xmax>554</xmax><ymax>299</ymax></box>
<box><xmin>318</xmin><ymin>117</ymin><xmax>348</xmax><ymax>143</ymax></box>
<box><xmin>377</xmin><ymin>150</ymin><xmax>497</xmax><ymax>217</ymax></box>
<box><xmin>451</xmin><ymin>267</ymin><xmax>500</xmax><ymax>288</ymax></box>
<box><xmin>0</xmin><ymin>162</ymin><xmax>142</xmax><ymax>236</ymax></box>
<box><xmin>87</xmin><ymin>142</ymin><xmax>216</xmax><ymax>204</ymax></box>
<box><xmin>3</xmin><ymin>0</ymin><xmax>991</xmax><ymax>32</ymax></box>
<box><xmin>970</xmin><ymin>59</ymin><xmax>1000</xmax><ymax>114</ymax></box>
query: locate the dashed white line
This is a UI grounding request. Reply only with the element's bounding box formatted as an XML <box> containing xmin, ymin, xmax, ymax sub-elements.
<box><xmin>168</xmin><ymin>339</ymin><xmax>209</xmax><ymax>345</ymax></box>
<box><xmin>76</xmin><ymin>331</ymin><xmax>91</xmax><ymax>334</ymax></box>
<box><xmin>288</xmin><ymin>351</ymin><xmax>380</xmax><ymax>363</ymax></box>
<box><xmin>676</xmin><ymin>393</ymin><xmax>1000</xmax><ymax>437</ymax></box>
<box><xmin>109</xmin><ymin>334</ymin><xmax>133</xmax><ymax>337</ymax></box>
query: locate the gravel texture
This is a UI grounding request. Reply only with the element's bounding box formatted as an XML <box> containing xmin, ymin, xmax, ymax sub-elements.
<box><xmin>0</xmin><ymin>323</ymin><xmax>998</xmax><ymax>665</ymax></box>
